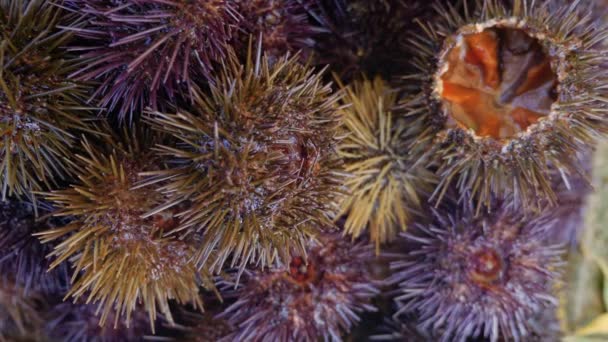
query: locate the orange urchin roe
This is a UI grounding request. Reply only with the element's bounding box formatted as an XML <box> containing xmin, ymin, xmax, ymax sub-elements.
<box><xmin>439</xmin><ymin>27</ymin><xmax>557</xmax><ymax>142</ymax></box>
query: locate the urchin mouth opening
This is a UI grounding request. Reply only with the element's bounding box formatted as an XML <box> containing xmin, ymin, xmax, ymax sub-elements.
<box><xmin>434</xmin><ymin>20</ymin><xmax>559</xmax><ymax>144</ymax></box>
<box><xmin>468</xmin><ymin>247</ymin><xmax>504</xmax><ymax>286</ymax></box>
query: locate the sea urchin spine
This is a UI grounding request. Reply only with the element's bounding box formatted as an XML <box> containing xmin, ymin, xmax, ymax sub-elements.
<box><xmin>66</xmin><ymin>0</ymin><xmax>240</xmax><ymax>121</ymax></box>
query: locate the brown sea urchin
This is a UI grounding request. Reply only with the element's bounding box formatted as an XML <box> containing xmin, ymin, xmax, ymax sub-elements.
<box><xmin>0</xmin><ymin>200</ymin><xmax>69</xmax><ymax>296</ymax></box>
<box><xmin>36</xmin><ymin>129</ymin><xmax>210</xmax><ymax>329</ymax></box>
<box><xmin>142</xmin><ymin>46</ymin><xmax>344</xmax><ymax>273</ymax></box>
<box><xmin>0</xmin><ymin>0</ymin><xmax>93</xmax><ymax>205</ymax></box>
<box><xmin>218</xmin><ymin>233</ymin><xmax>379</xmax><ymax>341</ymax></box>
<box><xmin>337</xmin><ymin>77</ymin><xmax>435</xmax><ymax>249</ymax></box>
<box><xmin>387</xmin><ymin>200</ymin><xmax>565</xmax><ymax>341</ymax></box>
<box><xmin>403</xmin><ymin>0</ymin><xmax>608</xmax><ymax>209</ymax></box>
<box><xmin>66</xmin><ymin>0</ymin><xmax>240</xmax><ymax>121</ymax></box>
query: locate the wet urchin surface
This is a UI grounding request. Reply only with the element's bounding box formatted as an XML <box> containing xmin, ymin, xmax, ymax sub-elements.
<box><xmin>386</xmin><ymin>199</ymin><xmax>565</xmax><ymax>342</ymax></box>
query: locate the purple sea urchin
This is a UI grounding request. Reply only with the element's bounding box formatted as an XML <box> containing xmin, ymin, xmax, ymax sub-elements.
<box><xmin>164</xmin><ymin>309</ymin><xmax>234</xmax><ymax>341</ymax></box>
<box><xmin>371</xmin><ymin>317</ymin><xmax>430</xmax><ymax>342</ymax></box>
<box><xmin>0</xmin><ymin>280</ymin><xmax>44</xmax><ymax>341</ymax></box>
<box><xmin>36</xmin><ymin>129</ymin><xmax>211</xmax><ymax>329</ymax></box>
<box><xmin>142</xmin><ymin>47</ymin><xmax>344</xmax><ymax>273</ymax></box>
<box><xmin>337</xmin><ymin>77</ymin><xmax>435</xmax><ymax>249</ymax></box>
<box><xmin>45</xmin><ymin>301</ymin><xmax>152</xmax><ymax>342</ymax></box>
<box><xmin>0</xmin><ymin>200</ymin><xmax>69</xmax><ymax>295</ymax></box>
<box><xmin>218</xmin><ymin>233</ymin><xmax>379</xmax><ymax>341</ymax></box>
<box><xmin>388</xmin><ymin>200</ymin><xmax>564</xmax><ymax>341</ymax></box>
<box><xmin>233</xmin><ymin>0</ymin><xmax>320</xmax><ymax>60</ymax></box>
<box><xmin>66</xmin><ymin>0</ymin><xmax>240</xmax><ymax>121</ymax></box>
<box><xmin>403</xmin><ymin>0</ymin><xmax>608</xmax><ymax>209</ymax></box>
<box><xmin>0</xmin><ymin>0</ymin><xmax>93</xmax><ymax>205</ymax></box>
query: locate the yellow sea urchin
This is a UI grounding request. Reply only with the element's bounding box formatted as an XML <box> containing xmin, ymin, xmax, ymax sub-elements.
<box><xmin>337</xmin><ymin>77</ymin><xmax>435</xmax><ymax>249</ymax></box>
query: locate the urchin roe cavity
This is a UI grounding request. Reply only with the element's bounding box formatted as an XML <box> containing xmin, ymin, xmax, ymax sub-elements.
<box><xmin>468</xmin><ymin>248</ymin><xmax>503</xmax><ymax>285</ymax></box>
<box><xmin>438</xmin><ymin>26</ymin><xmax>557</xmax><ymax>141</ymax></box>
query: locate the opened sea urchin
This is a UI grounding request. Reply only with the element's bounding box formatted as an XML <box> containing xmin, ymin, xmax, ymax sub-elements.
<box><xmin>403</xmin><ymin>0</ymin><xmax>608</xmax><ymax>208</ymax></box>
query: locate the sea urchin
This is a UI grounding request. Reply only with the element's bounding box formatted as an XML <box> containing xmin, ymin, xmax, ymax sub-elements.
<box><xmin>337</xmin><ymin>77</ymin><xmax>435</xmax><ymax>249</ymax></box>
<box><xmin>36</xmin><ymin>129</ymin><xmax>209</xmax><ymax>329</ymax></box>
<box><xmin>142</xmin><ymin>46</ymin><xmax>345</xmax><ymax>273</ymax></box>
<box><xmin>388</xmin><ymin>199</ymin><xmax>564</xmax><ymax>341</ymax></box>
<box><xmin>66</xmin><ymin>0</ymin><xmax>240</xmax><ymax>121</ymax></box>
<box><xmin>403</xmin><ymin>0</ymin><xmax>608</xmax><ymax>209</ymax></box>
<box><xmin>218</xmin><ymin>233</ymin><xmax>379</xmax><ymax>341</ymax></box>
<box><xmin>0</xmin><ymin>0</ymin><xmax>92</xmax><ymax>204</ymax></box>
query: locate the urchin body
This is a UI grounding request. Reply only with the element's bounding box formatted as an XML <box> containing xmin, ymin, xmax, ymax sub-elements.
<box><xmin>404</xmin><ymin>0</ymin><xmax>608</xmax><ymax>209</ymax></box>
<box><xmin>388</xmin><ymin>201</ymin><xmax>564</xmax><ymax>341</ymax></box>
<box><xmin>45</xmin><ymin>302</ymin><xmax>152</xmax><ymax>342</ymax></box>
<box><xmin>218</xmin><ymin>233</ymin><xmax>379</xmax><ymax>341</ymax></box>
<box><xmin>144</xmin><ymin>50</ymin><xmax>344</xmax><ymax>273</ymax></box>
<box><xmin>37</xmin><ymin>130</ymin><xmax>207</xmax><ymax>329</ymax></box>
